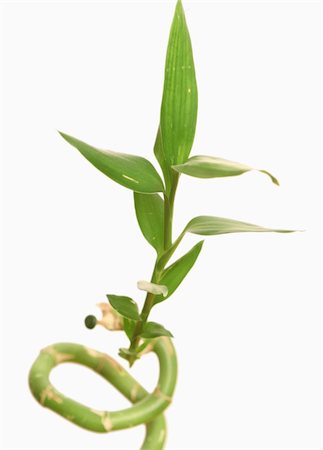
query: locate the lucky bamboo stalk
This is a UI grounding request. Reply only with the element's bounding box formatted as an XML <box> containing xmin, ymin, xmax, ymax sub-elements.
<box><xmin>29</xmin><ymin>339</ymin><xmax>176</xmax><ymax>450</ymax></box>
<box><xmin>29</xmin><ymin>1</ymin><xmax>295</xmax><ymax>449</ymax></box>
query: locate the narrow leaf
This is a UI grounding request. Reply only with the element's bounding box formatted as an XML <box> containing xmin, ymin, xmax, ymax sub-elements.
<box><xmin>106</xmin><ymin>295</ymin><xmax>139</xmax><ymax>321</ymax></box>
<box><xmin>172</xmin><ymin>155</ymin><xmax>279</xmax><ymax>185</ymax></box>
<box><xmin>157</xmin><ymin>216</ymin><xmax>295</xmax><ymax>271</ymax></box>
<box><xmin>159</xmin><ymin>0</ymin><xmax>198</xmax><ymax>166</ymax></box>
<box><xmin>134</xmin><ymin>192</ymin><xmax>164</xmax><ymax>254</ymax></box>
<box><xmin>140</xmin><ymin>321</ymin><xmax>173</xmax><ymax>339</ymax></box>
<box><xmin>185</xmin><ymin>216</ymin><xmax>294</xmax><ymax>236</ymax></box>
<box><xmin>59</xmin><ymin>132</ymin><xmax>164</xmax><ymax>193</ymax></box>
<box><xmin>154</xmin><ymin>240</ymin><xmax>204</xmax><ymax>304</ymax></box>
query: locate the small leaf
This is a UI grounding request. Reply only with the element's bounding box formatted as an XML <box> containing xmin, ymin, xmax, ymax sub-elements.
<box><xmin>106</xmin><ymin>295</ymin><xmax>139</xmax><ymax>321</ymax></box>
<box><xmin>140</xmin><ymin>321</ymin><xmax>173</xmax><ymax>339</ymax></box>
<box><xmin>59</xmin><ymin>132</ymin><xmax>164</xmax><ymax>193</ymax></box>
<box><xmin>154</xmin><ymin>240</ymin><xmax>204</xmax><ymax>304</ymax></box>
<box><xmin>159</xmin><ymin>0</ymin><xmax>198</xmax><ymax>166</ymax></box>
<box><xmin>172</xmin><ymin>155</ymin><xmax>279</xmax><ymax>185</ymax></box>
<box><xmin>123</xmin><ymin>317</ymin><xmax>136</xmax><ymax>340</ymax></box>
<box><xmin>184</xmin><ymin>216</ymin><xmax>294</xmax><ymax>236</ymax></box>
<box><xmin>134</xmin><ymin>192</ymin><xmax>164</xmax><ymax>254</ymax></box>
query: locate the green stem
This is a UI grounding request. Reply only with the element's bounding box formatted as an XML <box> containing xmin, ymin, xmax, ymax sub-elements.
<box><xmin>164</xmin><ymin>175</ymin><xmax>178</xmax><ymax>250</ymax></box>
<box><xmin>29</xmin><ymin>338</ymin><xmax>177</xmax><ymax>450</ymax></box>
<box><xmin>128</xmin><ymin>264</ymin><xmax>160</xmax><ymax>357</ymax></box>
<box><xmin>128</xmin><ymin>176</ymin><xmax>179</xmax><ymax>359</ymax></box>
<box><xmin>164</xmin><ymin>196</ymin><xmax>173</xmax><ymax>250</ymax></box>
<box><xmin>141</xmin><ymin>292</ymin><xmax>156</xmax><ymax>322</ymax></box>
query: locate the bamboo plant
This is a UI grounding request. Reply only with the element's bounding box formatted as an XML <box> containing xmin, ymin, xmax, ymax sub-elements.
<box><xmin>29</xmin><ymin>1</ymin><xmax>294</xmax><ymax>449</ymax></box>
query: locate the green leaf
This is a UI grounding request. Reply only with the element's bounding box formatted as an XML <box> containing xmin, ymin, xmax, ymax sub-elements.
<box><xmin>134</xmin><ymin>192</ymin><xmax>164</xmax><ymax>254</ymax></box>
<box><xmin>106</xmin><ymin>295</ymin><xmax>140</xmax><ymax>321</ymax></box>
<box><xmin>153</xmin><ymin>127</ymin><xmax>172</xmax><ymax>196</ymax></box>
<box><xmin>59</xmin><ymin>132</ymin><xmax>164</xmax><ymax>194</ymax></box>
<box><xmin>159</xmin><ymin>0</ymin><xmax>198</xmax><ymax>166</ymax></box>
<box><xmin>172</xmin><ymin>155</ymin><xmax>279</xmax><ymax>185</ymax></box>
<box><xmin>140</xmin><ymin>321</ymin><xmax>173</xmax><ymax>339</ymax></box>
<box><xmin>157</xmin><ymin>216</ymin><xmax>294</xmax><ymax>271</ymax></box>
<box><xmin>123</xmin><ymin>317</ymin><xmax>136</xmax><ymax>341</ymax></box>
<box><xmin>184</xmin><ymin>216</ymin><xmax>294</xmax><ymax>236</ymax></box>
<box><xmin>154</xmin><ymin>240</ymin><xmax>204</xmax><ymax>304</ymax></box>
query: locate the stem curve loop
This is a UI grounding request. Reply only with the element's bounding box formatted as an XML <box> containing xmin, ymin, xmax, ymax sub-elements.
<box><xmin>29</xmin><ymin>337</ymin><xmax>177</xmax><ymax>450</ymax></box>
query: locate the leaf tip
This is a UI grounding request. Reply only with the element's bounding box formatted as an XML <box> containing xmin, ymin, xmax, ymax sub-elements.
<box><xmin>57</xmin><ymin>130</ymin><xmax>67</xmax><ymax>139</ymax></box>
<box><xmin>271</xmin><ymin>175</ymin><xmax>280</xmax><ymax>186</ymax></box>
<box><xmin>282</xmin><ymin>229</ymin><xmax>301</xmax><ymax>234</ymax></box>
<box><xmin>260</xmin><ymin>169</ymin><xmax>280</xmax><ymax>186</ymax></box>
<box><xmin>176</xmin><ymin>0</ymin><xmax>183</xmax><ymax>11</ymax></box>
<box><xmin>57</xmin><ymin>130</ymin><xmax>74</xmax><ymax>146</ymax></box>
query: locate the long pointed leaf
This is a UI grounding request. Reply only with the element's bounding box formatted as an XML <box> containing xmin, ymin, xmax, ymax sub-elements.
<box><xmin>134</xmin><ymin>192</ymin><xmax>164</xmax><ymax>254</ymax></box>
<box><xmin>184</xmin><ymin>216</ymin><xmax>294</xmax><ymax>236</ymax></box>
<box><xmin>59</xmin><ymin>132</ymin><xmax>164</xmax><ymax>193</ymax></box>
<box><xmin>172</xmin><ymin>155</ymin><xmax>279</xmax><ymax>185</ymax></box>
<box><xmin>159</xmin><ymin>0</ymin><xmax>198</xmax><ymax>166</ymax></box>
<box><xmin>157</xmin><ymin>215</ymin><xmax>294</xmax><ymax>271</ymax></box>
<box><xmin>154</xmin><ymin>240</ymin><xmax>204</xmax><ymax>304</ymax></box>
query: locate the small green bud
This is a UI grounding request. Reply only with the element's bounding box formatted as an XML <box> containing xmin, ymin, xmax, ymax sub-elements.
<box><xmin>84</xmin><ymin>315</ymin><xmax>97</xmax><ymax>329</ymax></box>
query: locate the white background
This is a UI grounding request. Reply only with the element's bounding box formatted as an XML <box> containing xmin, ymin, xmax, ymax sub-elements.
<box><xmin>1</xmin><ymin>1</ymin><xmax>321</xmax><ymax>449</ymax></box>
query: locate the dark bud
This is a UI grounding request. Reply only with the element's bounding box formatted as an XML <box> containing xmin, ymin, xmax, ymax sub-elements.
<box><xmin>84</xmin><ymin>315</ymin><xmax>97</xmax><ymax>329</ymax></box>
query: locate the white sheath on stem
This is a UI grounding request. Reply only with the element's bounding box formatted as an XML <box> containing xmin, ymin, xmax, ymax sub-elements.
<box><xmin>137</xmin><ymin>280</ymin><xmax>168</xmax><ymax>297</ymax></box>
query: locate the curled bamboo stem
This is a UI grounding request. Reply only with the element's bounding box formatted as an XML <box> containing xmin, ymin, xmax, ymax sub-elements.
<box><xmin>29</xmin><ymin>337</ymin><xmax>177</xmax><ymax>450</ymax></box>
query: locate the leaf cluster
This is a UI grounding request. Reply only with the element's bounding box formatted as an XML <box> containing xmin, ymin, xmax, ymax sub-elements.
<box><xmin>59</xmin><ymin>1</ymin><xmax>294</xmax><ymax>353</ymax></box>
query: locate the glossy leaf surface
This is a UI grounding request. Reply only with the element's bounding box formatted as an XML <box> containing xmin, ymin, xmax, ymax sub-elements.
<box><xmin>106</xmin><ymin>295</ymin><xmax>140</xmax><ymax>321</ymax></box>
<box><xmin>59</xmin><ymin>132</ymin><xmax>164</xmax><ymax>193</ymax></box>
<box><xmin>134</xmin><ymin>192</ymin><xmax>164</xmax><ymax>254</ymax></box>
<box><xmin>140</xmin><ymin>321</ymin><xmax>173</xmax><ymax>339</ymax></box>
<box><xmin>154</xmin><ymin>240</ymin><xmax>204</xmax><ymax>304</ymax></box>
<box><xmin>173</xmin><ymin>155</ymin><xmax>279</xmax><ymax>185</ymax></box>
<box><xmin>159</xmin><ymin>0</ymin><xmax>198</xmax><ymax>166</ymax></box>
